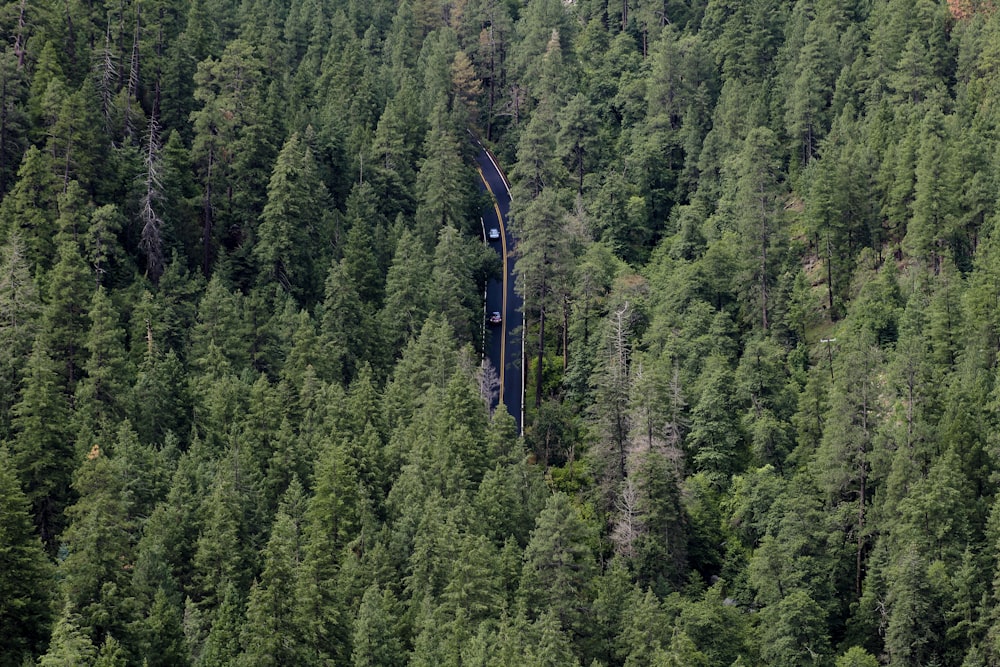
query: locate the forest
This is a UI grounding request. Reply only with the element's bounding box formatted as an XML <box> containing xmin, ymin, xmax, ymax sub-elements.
<box><xmin>4</xmin><ymin>0</ymin><xmax>1000</xmax><ymax>664</ymax></box>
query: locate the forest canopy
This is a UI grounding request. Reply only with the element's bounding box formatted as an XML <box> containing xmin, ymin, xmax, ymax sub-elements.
<box><xmin>2</xmin><ymin>0</ymin><xmax>1000</xmax><ymax>665</ymax></box>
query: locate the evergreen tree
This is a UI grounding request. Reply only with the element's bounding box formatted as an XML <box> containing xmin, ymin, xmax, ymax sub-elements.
<box><xmin>351</xmin><ymin>584</ymin><xmax>405</xmax><ymax>667</ymax></box>
<box><xmin>40</xmin><ymin>215</ymin><xmax>91</xmax><ymax>393</ymax></box>
<box><xmin>255</xmin><ymin>132</ymin><xmax>331</xmax><ymax>303</ymax></box>
<box><xmin>10</xmin><ymin>337</ymin><xmax>73</xmax><ymax>547</ymax></box>
<box><xmin>413</xmin><ymin>102</ymin><xmax>475</xmax><ymax>247</ymax></box>
<box><xmin>730</xmin><ymin>126</ymin><xmax>785</xmax><ymax>331</ymax></box>
<box><xmin>190</xmin><ymin>39</ymin><xmax>266</xmax><ymax>275</ymax></box>
<box><xmin>0</xmin><ymin>147</ymin><xmax>60</xmax><ymax>269</ymax></box>
<box><xmin>0</xmin><ymin>46</ymin><xmax>27</xmax><ymax>197</ymax></box>
<box><xmin>74</xmin><ymin>287</ymin><xmax>129</xmax><ymax>438</ymax></box>
<box><xmin>0</xmin><ymin>232</ymin><xmax>40</xmax><ymax>438</ymax></box>
<box><xmin>514</xmin><ymin>188</ymin><xmax>572</xmax><ymax>409</ymax></box>
<box><xmin>320</xmin><ymin>259</ymin><xmax>374</xmax><ymax>386</ymax></box>
<box><xmin>38</xmin><ymin>604</ymin><xmax>98</xmax><ymax>667</ymax></box>
<box><xmin>238</xmin><ymin>481</ymin><xmax>312</xmax><ymax>666</ymax></box>
<box><xmin>58</xmin><ymin>438</ymin><xmax>139</xmax><ymax>645</ymax></box>
<box><xmin>379</xmin><ymin>228</ymin><xmax>431</xmax><ymax>361</ymax></box>
<box><xmin>519</xmin><ymin>492</ymin><xmax>597</xmax><ymax>645</ymax></box>
<box><xmin>0</xmin><ymin>444</ymin><xmax>55</xmax><ymax>666</ymax></box>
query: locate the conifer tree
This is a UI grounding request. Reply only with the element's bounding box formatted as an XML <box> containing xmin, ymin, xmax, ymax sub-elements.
<box><xmin>732</xmin><ymin>126</ymin><xmax>785</xmax><ymax>331</ymax></box>
<box><xmin>255</xmin><ymin>132</ymin><xmax>331</xmax><ymax>303</ymax></box>
<box><xmin>342</xmin><ymin>181</ymin><xmax>389</xmax><ymax>306</ymax></box>
<box><xmin>238</xmin><ymin>481</ymin><xmax>313</xmax><ymax>666</ymax></box>
<box><xmin>58</xmin><ymin>439</ymin><xmax>138</xmax><ymax>645</ymax></box>
<box><xmin>197</xmin><ymin>582</ymin><xmax>244</xmax><ymax>667</ymax></box>
<box><xmin>74</xmin><ymin>287</ymin><xmax>129</xmax><ymax>438</ymax></box>
<box><xmin>38</xmin><ymin>604</ymin><xmax>98</xmax><ymax>667</ymax></box>
<box><xmin>351</xmin><ymin>584</ymin><xmax>405</xmax><ymax>667</ymax></box>
<box><xmin>45</xmin><ymin>81</ymin><xmax>106</xmax><ymax>195</ymax></box>
<box><xmin>413</xmin><ymin>102</ymin><xmax>474</xmax><ymax>246</ymax></box>
<box><xmin>519</xmin><ymin>492</ymin><xmax>597</xmax><ymax>643</ymax></box>
<box><xmin>0</xmin><ymin>46</ymin><xmax>27</xmax><ymax>196</ymax></box>
<box><xmin>0</xmin><ymin>444</ymin><xmax>55</xmax><ymax>666</ymax></box>
<box><xmin>0</xmin><ymin>232</ymin><xmax>39</xmax><ymax>438</ymax></box>
<box><xmin>0</xmin><ymin>145</ymin><xmax>60</xmax><ymax>269</ymax></box>
<box><xmin>514</xmin><ymin>188</ymin><xmax>572</xmax><ymax>409</ymax></box>
<box><xmin>41</xmin><ymin>216</ymin><xmax>91</xmax><ymax>394</ymax></box>
<box><xmin>190</xmin><ymin>39</ymin><xmax>265</xmax><ymax>275</ymax></box>
<box><xmin>379</xmin><ymin>228</ymin><xmax>431</xmax><ymax>361</ymax></box>
<box><xmin>320</xmin><ymin>259</ymin><xmax>374</xmax><ymax>386</ymax></box>
<box><xmin>10</xmin><ymin>337</ymin><xmax>73</xmax><ymax>547</ymax></box>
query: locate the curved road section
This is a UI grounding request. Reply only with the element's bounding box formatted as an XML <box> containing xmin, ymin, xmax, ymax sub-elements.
<box><xmin>475</xmin><ymin>146</ymin><xmax>523</xmax><ymax>434</ymax></box>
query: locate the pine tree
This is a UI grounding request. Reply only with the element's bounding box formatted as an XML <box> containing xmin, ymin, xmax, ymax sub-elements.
<box><xmin>255</xmin><ymin>132</ymin><xmax>331</xmax><ymax>303</ymax></box>
<box><xmin>686</xmin><ymin>354</ymin><xmax>744</xmax><ymax>488</ymax></box>
<box><xmin>40</xmin><ymin>218</ymin><xmax>92</xmax><ymax>393</ymax></box>
<box><xmin>379</xmin><ymin>228</ymin><xmax>431</xmax><ymax>361</ymax></box>
<box><xmin>513</xmin><ymin>188</ymin><xmax>572</xmax><ymax>409</ymax></box>
<box><xmin>58</xmin><ymin>439</ymin><xmax>138</xmax><ymax>645</ymax></box>
<box><xmin>0</xmin><ymin>444</ymin><xmax>55</xmax><ymax>666</ymax></box>
<box><xmin>557</xmin><ymin>92</ymin><xmax>598</xmax><ymax>195</ymax></box>
<box><xmin>320</xmin><ymin>259</ymin><xmax>374</xmax><ymax>386</ymax></box>
<box><xmin>351</xmin><ymin>584</ymin><xmax>405</xmax><ymax>667</ymax></box>
<box><xmin>296</xmin><ymin>438</ymin><xmax>356</xmax><ymax>665</ymax></box>
<box><xmin>38</xmin><ymin>604</ymin><xmax>98</xmax><ymax>667</ymax></box>
<box><xmin>0</xmin><ymin>232</ymin><xmax>40</xmax><ymax>439</ymax></box>
<box><xmin>0</xmin><ymin>46</ymin><xmax>27</xmax><ymax>197</ymax></box>
<box><xmin>74</xmin><ymin>287</ymin><xmax>129</xmax><ymax>438</ymax></box>
<box><xmin>197</xmin><ymin>582</ymin><xmax>244</xmax><ymax>667</ymax></box>
<box><xmin>519</xmin><ymin>492</ymin><xmax>597</xmax><ymax>643</ymax></box>
<box><xmin>413</xmin><ymin>102</ymin><xmax>474</xmax><ymax>246</ymax></box>
<box><xmin>189</xmin><ymin>273</ymin><xmax>252</xmax><ymax>374</ymax></box>
<box><xmin>731</xmin><ymin>126</ymin><xmax>785</xmax><ymax>331</ymax></box>
<box><xmin>758</xmin><ymin>589</ymin><xmax>831</xmax><ymax>666</ymax></box>
<box><xmin>342</xmin><ymin>181</ymin><xmax>389</xmax><ymax>308</ymax></box>
<box><xmin>191</xmin><ymin>468</ymin><xmax>249</xmax><ymax>612</ymax></box>
<box><xmin>45</xmin><ymin>81</ymin><xmax>106</xmax><ymax>194</ymax></box>
<box><xmin>130</xmin><ymin>347</ymin><xmax>190</xmax><ymax>446</ymax></box>
<box><xmin>94</xmin><ymin>635</ymin><xmax>129</xmax><ymax>667</ymax></box>
<box><xmin>238</xmin><ymin>482</ymin><xmax>313</xmax><ymax>666</ymax></box>
<box><xmin>0</xmin><ymin>145</ymin><xmax>60</xmax><ymax>269</ymax></box>
<box><xmin>10</xmin><ymin>337</ymin><xmax>73</xmax><ymax>547</ymax></box>
<box><xmin>429</xmin><ymin>223</ymin><xmax>481</xmax><ymax>344</ymax></box>
<box><xmin>905</xmin><ymin>107</ymin><xmax>956</xmax><ymax>273</ymax></box>
<box><xmin>190</xmin><ymin>39</ymin><xmax>265</xmax><ymax>275</ymax></box>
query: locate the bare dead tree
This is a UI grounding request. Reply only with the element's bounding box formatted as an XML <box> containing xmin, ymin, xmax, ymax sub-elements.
<box><xmin>140</xmin><ymin>112</ymin><xmax>165</xmax><ymax>282</ymax></box>
<box><xmin>478</xmin><ymin>356</ymin><xmax>501</xmax><ymax>412</ymax></box>
<box><xmin>13</xmin><ymin>0</ymin><xmax>27</xmax><ymax>69</ymax></box>
<box><xmin>124</xmin><ymin>6</ymin><xmax>141</xmax><ymax>144</ymax></box>
<box><xmin>94</xmin><ymin>22</ymin><xmax>118</xmax><ymax>135</ymax></box>
<box><xmin>611</xmin><ymin>477</ymin><xmax>641</xmax><ymax>558</ymax></box>
<box><xmin>595</xmin><ymin>300</ymin><xmax>632</xmax><ymax>497</ymax></box>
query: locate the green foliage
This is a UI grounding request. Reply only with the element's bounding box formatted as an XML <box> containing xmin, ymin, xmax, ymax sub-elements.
<box><xmin>7</xmin><ymin>0</ymin><xmax>1000</xmax><ymax>663</ymax></box>
<box><xmin>0</xmin><ymin>445</ymin><xmax>54</xmax><ymax>666</ymax></box>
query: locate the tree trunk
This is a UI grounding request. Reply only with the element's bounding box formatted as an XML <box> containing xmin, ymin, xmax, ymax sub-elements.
<box><xmin>535</xmin><ymin>304</ymin><xmax>545</xmax><ymax>409</ymax></box>
<box><xmin>562</xmin><ymin>294</ymin><xmax>568</xmax><ymax>372</ymax></box>
<box><xmin>826</xmin><ymin>230</ymin><xmax>834</xmax><ymax>316</ymax></box>
<box><xmin>202</xmin><ymin>146</ymin><xmax>214</xmax><ymax>276</ymax></box>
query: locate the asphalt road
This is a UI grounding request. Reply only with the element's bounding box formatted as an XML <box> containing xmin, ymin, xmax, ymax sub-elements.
<box><xmin>475</xmin><ymin>146</ymin><xmax>523</xmax><ymax>434</ymax></box>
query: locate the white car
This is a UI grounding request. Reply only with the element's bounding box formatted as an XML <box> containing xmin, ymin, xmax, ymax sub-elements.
<box><xmin>488</xmin><ymin>227</ymin><xmax>501</xmax><ymax>240</ymax></box>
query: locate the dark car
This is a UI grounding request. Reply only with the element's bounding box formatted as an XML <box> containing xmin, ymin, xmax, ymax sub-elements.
<box><xmin>488</xmin><ymin>311</ymin><xmax>502</xmax><ymax>325</ymax></box>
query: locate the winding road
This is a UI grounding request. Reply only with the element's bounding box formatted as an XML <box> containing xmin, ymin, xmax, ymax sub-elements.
<box><xmin>475</xmin><ymin>145</ymin><xmax>524</xmax><ymax>434</ymax></box>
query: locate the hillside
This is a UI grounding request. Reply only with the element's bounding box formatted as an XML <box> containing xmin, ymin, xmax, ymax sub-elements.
<box><xmin>2</xmin><ymin>0</ymin><xmax>1000</xmax><ymax>665</ymax></box>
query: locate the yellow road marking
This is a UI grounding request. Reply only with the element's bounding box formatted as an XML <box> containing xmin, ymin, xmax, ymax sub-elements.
<box><xmin>477</xmin><ymin>165</ymin><xmax>507</xmax><ymax>401</ymax></box>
